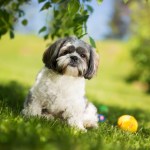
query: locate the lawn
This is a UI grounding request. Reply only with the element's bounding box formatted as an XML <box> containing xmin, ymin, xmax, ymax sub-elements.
<box><xmin>0</xmin><ymin>35</ymin><xmax>150</xmax><ymax>150</ymax></box>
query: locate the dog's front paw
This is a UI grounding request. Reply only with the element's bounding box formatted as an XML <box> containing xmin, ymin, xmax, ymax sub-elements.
<box><xmin>68</xmin><ymin>118</ymin><xmax>87</xmax><ymax>132</ymax></box>
<box><xmin>83</xmin><ymin>120</ymin><xmax>98</xmax><ymax>129</ymax></box>
<box><xmin>83</xmin><ymin>102</ymin><xmax>98</xmax><ymax>129</ymax></box>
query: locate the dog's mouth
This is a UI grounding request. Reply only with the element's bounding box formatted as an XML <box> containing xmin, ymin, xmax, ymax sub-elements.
<box><xmin>68</xmin><ymin>62</ymin><xmax>78</xmax><ymax>67</ymax></box>
<box><xmin>56</xmin><ymin>56</ymin><xmax>84</xmax><ymax>77</ymax></box>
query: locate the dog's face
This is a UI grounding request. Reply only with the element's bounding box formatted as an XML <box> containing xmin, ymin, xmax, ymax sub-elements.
<box><xmin>43</xmin><ymin>37</ymin><xmax>99</xmax><ymax>79</ymax></box>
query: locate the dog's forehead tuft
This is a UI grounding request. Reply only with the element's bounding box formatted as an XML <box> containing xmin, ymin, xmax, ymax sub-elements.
<box><xmin>64</xmin><ymin>38</ymin><xmax>91</xmax><ymax>52</ymax></box>
<box><xmin>61</xmin><ymin>42</ymin><xmax>72</xmax><ymax>50</ymax></box>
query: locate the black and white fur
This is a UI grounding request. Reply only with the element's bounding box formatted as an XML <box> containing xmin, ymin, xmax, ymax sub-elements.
<box><xmin>22</xmin><ymin>37</ymin><xmax>99</xmax><ymax>131</ymax></box>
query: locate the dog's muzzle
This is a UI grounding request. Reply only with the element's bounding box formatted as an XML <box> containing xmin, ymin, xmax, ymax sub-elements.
<box><xmin>69</xmin><ymin>56</ymin><xmax>79</xmax><ymax>67</ymax></box>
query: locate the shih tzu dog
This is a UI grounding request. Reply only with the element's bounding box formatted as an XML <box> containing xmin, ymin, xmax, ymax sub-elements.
<box><xmin>22</xmin><ymin>36</ymin><xmax>99</xmax><ymax>131</ymax></box>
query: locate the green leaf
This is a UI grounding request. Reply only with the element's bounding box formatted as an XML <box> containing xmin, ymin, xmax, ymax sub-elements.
<box><xmin>40</xmin><ymin>2</ymin><xmax>51</xmax><ymax>11</ymax></box>
<box><xmin>9</xmin><ymin>31</ymin><xmax>14</xmax><ymax>39</ymax></box>
<box><xmin>11</xmin><ymin>2</ymin><xmax>17</xmax><ymax>9</ymax></box>
<box><xmin>73</xmin><ymin>14</ymin><xmax>89</xmax><ymax>24</ymax></box>
<box><xmin>68</xmin><ymin>0</ymin><xmax>80</xmax><ymax>15</ymax></box>
<box><xmin>123</xmin><ymin>0</ymin><xmax>129</xmax><ymax>3</ymax></box>
<box><xmin>53</xmin><ymin>8</ymin><xmax>59</xmax><ymax>17</ymax></box>
<box><xmin>78</xmin><ymin>33</ymin><xmax>87</xmax><ymax>39</ymax></box>
<box><xmin>79</xmin><ymin>4</ymin><xmax>84</xmax><ymax>13</ymax></box>
<box><xmin>51</xmin><ymin>0</ymin><xmax>61</xmax><ymax>2</ymax></box>
<box><xmin>89</xmin><ymin>36</ymin><xmax>96</xmax><ymax>48</ymax></box>
<box><xmin>44</xmin><ymin>34</ymin><xmax>49</xmax><ymax>40</ymax></box>
<box><xmin>74</xmin><ymin>26</ymin><xmax>83</xmax><ymax>37</ymax></box>
<box><xmin>0</xmin><ymin>28</ymin><xmax>7</xmax><ymax>36</ymax></box>
<box><xmin>18</xmin><ymin>9</ymin><xmax>25</xmax><ymax>17</ymax></box>
<box><xmin>39</xmin><ymin>26</ymin><xmax>47</xmax><ymax>33</ymax></box>
<box><xmin>86</xmin><ymin>5</ymin><xmax>94</xmax><ymax>13</ymax></box>
<box><xmin>21</xmin><ymin>19</ymin><xmax>28</xmax><ymax>26</ymax></box>
<box><xmin>38</xmin><ymin>0</ymin><xmax>46</xmax><ymax>3</ymax></box>
<box><xmin>97</xmin><ymin>0</ymin><xmax>103</xmax><ymax>4</ymax></box>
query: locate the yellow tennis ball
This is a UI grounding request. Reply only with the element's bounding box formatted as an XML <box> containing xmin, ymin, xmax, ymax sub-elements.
<box><xmin>118</xmin><ymin>115</ymin><xmax>138</xmax><ymax>133</ymax></box>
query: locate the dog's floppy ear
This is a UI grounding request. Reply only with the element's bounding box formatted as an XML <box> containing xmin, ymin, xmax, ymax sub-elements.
<box><xmin>84</xmin><ymin>48</ymin><xmax>99</xmax><ymax>79</ymax></box>
<box><xmin>43</xmin><ymin>38</ymin><xmax>66</xmax><ymax>69</ymax></box>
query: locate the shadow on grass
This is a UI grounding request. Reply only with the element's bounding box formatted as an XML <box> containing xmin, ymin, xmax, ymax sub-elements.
<box><xmin>0</xmin><ymin>80</ymin><xmax>149</xmax><ymax>123</ymax></box>
<box><xmin>0</xmin><ymin>81</ymin><xmax>150</xmax><ymax>149</ymax></box>
<box><xmin>0</xmin><ymin>81</ymin><xmax>29</xmax><ymax>114</ymax></box>
<box><xmin>93</xmin><ymin>100</ymin><xmax>150</xmax><ymax>126</ymax></box>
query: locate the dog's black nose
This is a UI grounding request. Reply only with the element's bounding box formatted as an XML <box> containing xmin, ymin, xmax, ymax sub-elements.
<box><xmin>70</xmin><ymin>56</ymin><xmax>78</xmax><ymax>62</ymax></box>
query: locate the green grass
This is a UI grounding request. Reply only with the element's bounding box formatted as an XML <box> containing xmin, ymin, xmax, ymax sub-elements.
<box><xmin>0</xmin><ymin>35</ymin><xmax>150</xmax><ymax>150</ymax></box>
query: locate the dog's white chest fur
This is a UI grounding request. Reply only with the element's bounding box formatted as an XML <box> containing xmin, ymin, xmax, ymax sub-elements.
<box><xmin>22</xmin><ymin>67</ymin><xmax>98</xmax><ymax>131</ymax></box>
<box><xmin>32</xmin><ymin>67</ymin><xmax>86</xmax><ymax>113</ymax></box>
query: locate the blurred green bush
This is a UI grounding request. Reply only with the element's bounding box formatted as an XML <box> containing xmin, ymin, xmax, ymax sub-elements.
<box><xmin>128</xmin><ymin>1</ymin><xmax>150</xmax><ymax>92</ymax></box>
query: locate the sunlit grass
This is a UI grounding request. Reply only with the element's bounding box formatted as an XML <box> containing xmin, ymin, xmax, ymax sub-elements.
<box><xmin>0</xmin><ymin>34</ymin><xmax>150</xmax><ymax>150</ymax></box>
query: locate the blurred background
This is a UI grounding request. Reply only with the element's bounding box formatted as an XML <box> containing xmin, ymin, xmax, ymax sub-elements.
<box><xmin>1</xmin><ymin>0</ymin><xmax>150</xmax><ymax>116</ymax></box>
<box><xmin>0</xmin><ymin>0</ymin><xmax>150</xmax><ymax>149</ymax></box>
<box><xmin>1</xmin><ymin>0</ymin><xmax>150</xmax><ymax>95</ymax></box>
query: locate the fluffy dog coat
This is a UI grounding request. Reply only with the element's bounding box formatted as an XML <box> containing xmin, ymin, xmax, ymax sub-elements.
<box><xmin>22</xmin><ymin>37</ymin><xmax>99</xmax><ymax>131</ymax></box>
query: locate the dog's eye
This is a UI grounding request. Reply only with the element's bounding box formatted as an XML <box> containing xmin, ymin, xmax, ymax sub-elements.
<box><xmin>81</xmin><ymin>54</ymin><xmax>86</xmax><ymax>58</ymax></box>
<box><xmin>63</xmin><ymin>51</ymin><xmax>69</xmax><ymax>55</ymax></box>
